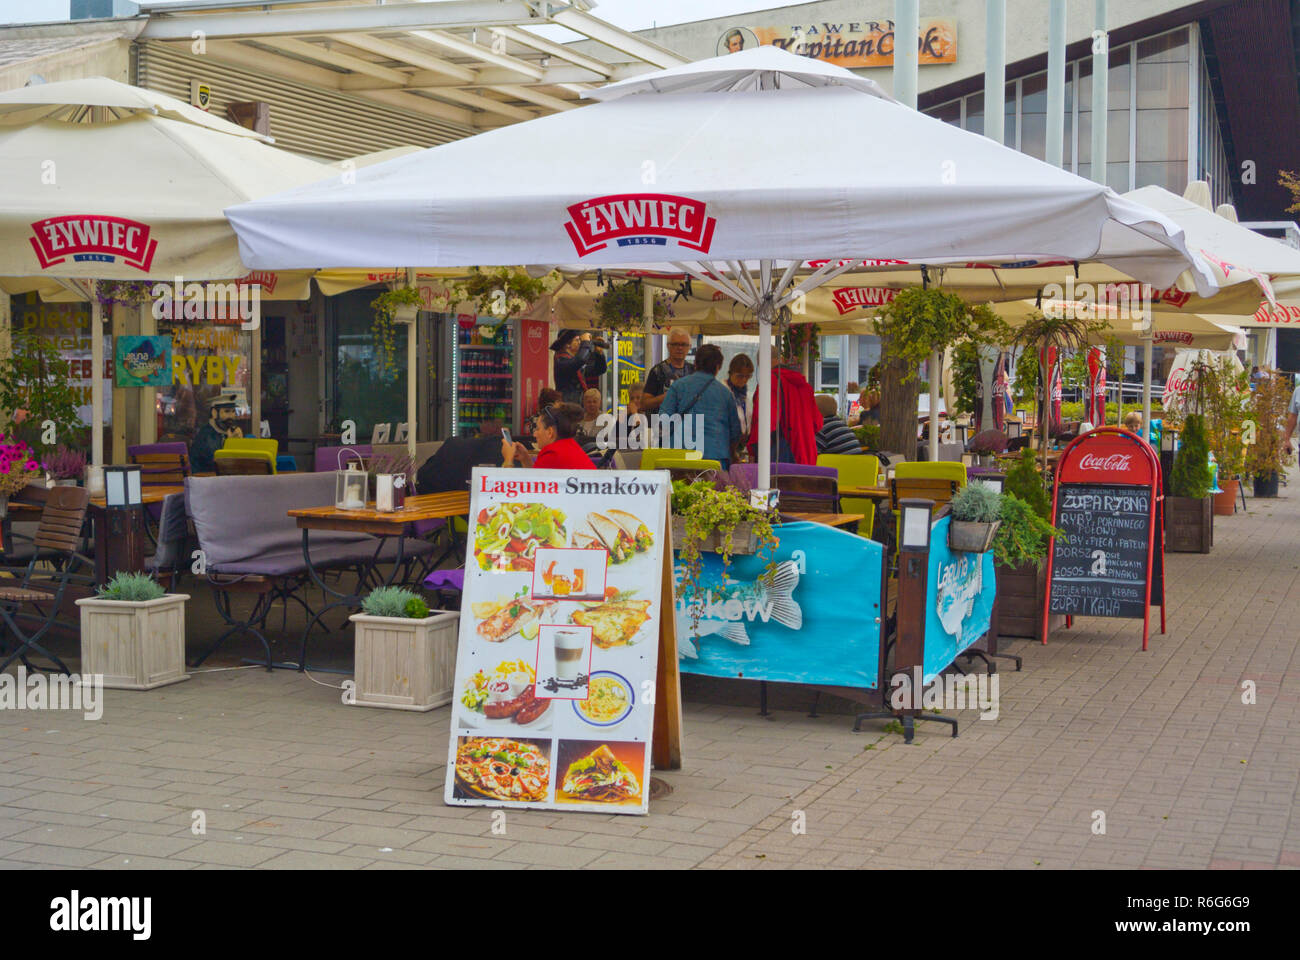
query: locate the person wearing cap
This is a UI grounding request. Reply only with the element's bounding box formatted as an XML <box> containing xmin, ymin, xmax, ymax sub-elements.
<box><xmin>189</xmin><ymin>395</ymin><xmax>243</xmax><ymax>473</ymax></box>
<box><xmin>552</xmin><ymin>330</ymin><xmax>607</xmax><ymax>404</ymax></box>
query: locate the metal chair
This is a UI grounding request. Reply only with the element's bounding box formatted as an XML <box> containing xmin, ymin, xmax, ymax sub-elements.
<box><xmin>144</xmin><ymin>492</ymin><xmax>189</xmax><ymax>591</ymax></box>
<box><xmin>0</xmin><ymin>485</ymin><xmax>92</xmax><ymax>674</ymax></box>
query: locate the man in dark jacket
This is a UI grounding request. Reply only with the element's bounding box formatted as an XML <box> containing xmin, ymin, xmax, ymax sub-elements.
<box><xmin>551</xmin><ymin>330</ymin><xmax>608</xmax><ymax>403</ymax></box>
<box><xmin>814</xmin><ymin>394</ymin><xmax>863</xmax><ymax>455</ymax></box>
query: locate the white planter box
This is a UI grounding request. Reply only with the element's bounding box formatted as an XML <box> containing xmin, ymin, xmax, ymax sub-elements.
<box><xmin>348</xmin><ymin>610</ymin><xmax>459</xmax><ymax>711</ymax></box>
<box><xmin>75</xmin><ymin>594</ymin><xmax>191</xmax><ymax>691</ymax></box>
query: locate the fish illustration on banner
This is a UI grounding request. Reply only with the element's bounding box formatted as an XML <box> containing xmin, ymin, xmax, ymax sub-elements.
<box><xmin>674</xmin><ymin>560</ymin><xmax>802</xmax><ymax>660</ymax></box>
<box><xmin>923</xmin><ymin>516</ymin><xmax>997</xmax><ymax>684</ymax></box>
<box><xmin>674</xmin><ymin>522</ymin><xmax>883</xmax><ymax>690</ymax></box>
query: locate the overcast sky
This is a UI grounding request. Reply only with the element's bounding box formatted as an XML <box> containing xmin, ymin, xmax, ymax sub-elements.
<box><xmin>1</xmin><ymin>0</ymin><xmax>788</xmax><ymax>29</ymax></box>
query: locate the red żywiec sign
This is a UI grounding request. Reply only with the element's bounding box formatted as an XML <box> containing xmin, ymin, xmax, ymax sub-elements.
<box><xmin>29</xmin><ymin>215</ymin><xmax>158</xmax><ymax>272</ymax></box>
<box><xmin>830</xmin><ymin>286</ymin><xmax>900</xmax><ymax>314</ymax></box>
<box><xmin>564</xmin><ymin>193</ymin><xmax>716</xmax><ymax>257</ymax></box>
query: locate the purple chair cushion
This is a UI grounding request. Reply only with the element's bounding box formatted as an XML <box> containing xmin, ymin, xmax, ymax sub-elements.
<box><xmin>314</xmin><ymin>445</ymin><xmax>372</xmax><ymax>473</ymax></box>
<box><xmin>208</xmin><ymin>536</ymin><xmax>435</xmax><ymax>577</ymax></box>
<box><xmin>728</xmin><ymin>462</ymin><xmax>837</xmax><ymax>490</ymax></box>
<box><xmin>425</xmin><ymin>569</ymin><xmax>465</xmax><ymax>592</ymax></box>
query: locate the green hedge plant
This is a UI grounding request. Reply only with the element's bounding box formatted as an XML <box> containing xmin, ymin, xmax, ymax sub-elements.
<box><xmin>949</xmin><ymin>483</ymin><xmax>1003</xmax><ymax>523</ymax></box>
<box><xmin>362</xmin><ymin>586</ymin><xmax>429</xmax><ymax>618</ymax></box>
<box><xmin>96</xmin><ymin>572</ymin><xmax>166</xmax><ymax>602</ymax></box>
<box><xmin>1170</xmin><ymin>413</ymin><xmax>1213</xmax><ymax>499</ymax></box>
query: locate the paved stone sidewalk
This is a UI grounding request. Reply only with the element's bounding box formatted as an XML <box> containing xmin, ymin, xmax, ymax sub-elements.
<box><xmin>1</xmin><ymin>480</ymin><xmax>1297</xmax><ymax>869</ymax></box>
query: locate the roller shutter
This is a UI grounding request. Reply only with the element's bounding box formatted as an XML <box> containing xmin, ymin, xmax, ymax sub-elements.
<box><xmin>135</xmin><ymin>42</ymin><xmax>472</xmax><ymax>161</ymax></box>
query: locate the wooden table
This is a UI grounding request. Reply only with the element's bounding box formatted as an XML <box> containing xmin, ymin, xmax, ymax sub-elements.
<box><xmin>286</xmin><ymin>492</ymin><xmax>471</xmax><ymax>670</ymax></box>
<box><xmin>782</xmin><ymin>512</ymin><xmax>865</xmax><ymax>531</ymax></box>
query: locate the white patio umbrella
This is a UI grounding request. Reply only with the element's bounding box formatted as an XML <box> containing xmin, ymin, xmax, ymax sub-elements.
<box><xmin>226</xmin><ymin>46</ymin><xmax>1216</xmax><ymax>486</ymax></box>
<box><xmin>0</xmin><ymin>80</ymin><xmax>332</xmax><ymax>465</ymax></box>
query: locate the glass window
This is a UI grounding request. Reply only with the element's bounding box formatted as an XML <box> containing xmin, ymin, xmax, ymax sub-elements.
<box><xmin>857</xmin><ymin>335</ymin><xmax>882</xmax><ymax>383</ymax></box>
<box><xmin>1136</xmin><ymin>108</ymin><xmax>1188</xmax><ymax>162</ymax></box>
<box><xmin>928</xmin><ymin>100</ymin><xmax>961</xmax><ymax>127</ymax></box>
<box><xmin>1020</xmin><ymin>74</ymin><xmax>1047</xmax><ymax>160</ymax></box>
<box><xmin>1135</xmin><ymin>161</ymin><xmax>1187</xmax><ymax>193</ymax></box>
<box><xmin>1136</xmin><ymin>28</ymin><xmax>1189</xmax><ymax>63</ymax></box>
<box><xmin>328</xmin><ymin>288</ymin><xmax>409</xmax><ymax>441</ymax></box>
<box><xmin>964</xmin><ymin>92</ymin><xmax>984</xmax><ymax>137</ymax></box>
<box><xmin>1005</xmin><ymin>80</ymin><xmax>1017</xmax><ymax>148</ymax></box>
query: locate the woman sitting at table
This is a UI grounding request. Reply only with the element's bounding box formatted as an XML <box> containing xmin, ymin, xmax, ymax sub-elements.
<box><xmin>501</xmin><ymin>402</ymin><xmax>595</xmax><ymax>470</ymax></box>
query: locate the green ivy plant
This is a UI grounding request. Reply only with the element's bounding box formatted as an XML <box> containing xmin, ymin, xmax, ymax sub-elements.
<box><xmin>951</xmin><ymin>341</ymin><xmax>980</xmax><ymax>418</ymax></box>
<box><xmin>671</xmin><ymin>479</ymin><xmax>778</xmax><ymax>629</ymax></box>
<box><xmin>370</xmin><ymin>286</ymin><xmax>423</xmax><ymax>377</ymax></box>
<box><xmin>97</xmin><ymin>572</ymin><xmax>166</xmax><ymax>602</ymax></box>
<box><xmin>0</xmin><ymin>331</ymin><xmax>88</xmax><ymax>455</ymax></box>
<box><xmin>780</xmin><ymin>323</ymin><xmax>822</xmax><ymax>364</ymax></box>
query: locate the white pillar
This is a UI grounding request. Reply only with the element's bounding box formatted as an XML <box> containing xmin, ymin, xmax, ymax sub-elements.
<box><xmin>1091</xmin><ymin>0</ymin><xmax>1109</xmax><ymax>186</ymax></box>
<box><xmin>985</xmin><ymin>0</ymin><xmax>1006</xmax><ymax>145</ymax></box>
<box><xmin>894</xmin><ymin>0</ymin><xmax>919</xmax><ymax>109</ymax></box>
<box><xmin>1141</xmin><ymin>302</ymin><xmax>1153</xmax><ymax>442</ymax></box>
<box><xmin>1046</xmin><ymin>0</ymin><xmax>1067</xmax><ymax>167</ymax></box>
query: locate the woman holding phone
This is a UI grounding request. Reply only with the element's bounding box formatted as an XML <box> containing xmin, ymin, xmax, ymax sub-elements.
<box><xmin>501</xmin><ymin>402</ymin><xmax>596</xmax><ymax>469</ymax></box>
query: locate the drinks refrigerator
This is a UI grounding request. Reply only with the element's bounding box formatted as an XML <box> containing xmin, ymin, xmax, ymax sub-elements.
<box><xmin>446</xmin><ymin>315</ymin><xmax>520</xmax><ymax>438</ymax></box>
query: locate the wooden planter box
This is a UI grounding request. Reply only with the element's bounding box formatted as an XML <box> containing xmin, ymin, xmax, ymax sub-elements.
<box><xmin>348</xmin><ymin>610</ymin><xmax>459</xmax><ymax>711</ymax></box>
<box><xmin>76</xmin><ymin>594</ymin><xmax>190</xmax><ymax>690</ymax></box>
<box><xmin>670</xmin><ymin>516</ymin><xmax>759</xmax><ymax>555</ymax></box>
<box><xmin>1164</xmin><ymin>495</ymin><xmax>1213</xmax><ymax>553</ymax></box>
<box><xmin>995</xmin><ymin>559</ymin><xmax>1061</xmax><ymax>643</ymax></box>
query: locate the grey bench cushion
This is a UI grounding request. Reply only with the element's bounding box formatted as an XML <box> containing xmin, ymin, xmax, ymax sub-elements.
<box><xmin>187</xmin><ymin>473</ymin><xmax>373</xmax><ymax>568</ymax></box>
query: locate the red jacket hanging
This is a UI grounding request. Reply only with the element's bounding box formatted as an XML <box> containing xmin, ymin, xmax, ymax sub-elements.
<box><xmin>747</xmin><ymin>366</ymin><xmax>823</xmax><ymax>465</ymax></box>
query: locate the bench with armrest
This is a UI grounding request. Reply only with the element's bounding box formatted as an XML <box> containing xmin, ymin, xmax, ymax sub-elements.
<box><xmin>185</xmin><ymin>472</ymin><xmax>436</xmax><ymax>670</ymax></box>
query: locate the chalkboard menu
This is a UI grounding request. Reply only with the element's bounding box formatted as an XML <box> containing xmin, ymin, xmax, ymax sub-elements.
<box><xmin>1049</xmin><ymin>483</ymin><xmax>1162</xmax><ymax>618</ymax></box>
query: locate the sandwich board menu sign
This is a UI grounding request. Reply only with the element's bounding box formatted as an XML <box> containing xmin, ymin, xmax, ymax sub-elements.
<box><xmin>1043</xmin><ymin>428</ymin><xmax>1166</xmax><ymax>650</ymax></box>
<box><xmin>445</xmin><ymin>468</ymin><xmax>669</xmax><ymax>815</ymax></box>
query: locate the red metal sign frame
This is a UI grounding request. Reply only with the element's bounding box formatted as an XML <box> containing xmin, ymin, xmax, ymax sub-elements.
<box><xmin>1042</xmin><ymin>427</ymin><xmax>1166</xmax><ymax>650</ymax></box>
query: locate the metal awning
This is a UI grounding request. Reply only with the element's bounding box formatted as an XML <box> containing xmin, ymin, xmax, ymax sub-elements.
<box><xmin>135</xmin><ymin>1</ymin><xmax>687</xmax><ymax>130</ymax></box>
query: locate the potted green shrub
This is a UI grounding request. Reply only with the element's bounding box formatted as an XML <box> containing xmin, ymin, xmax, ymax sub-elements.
<box><xmin>76</xmin><ymin>572</ymin><xmax>190</xmax><ymax>690</ymax></box>
<box><xmin>1197</xmin><ymin>357</ymin><xmax>1249</xmax><ymax>516</ymax></box>
<box><xmin>947</xmin><ymin>483</ymin><xmax>1002</xmax><ymax>553</ymax></box>
<box><xmin>1165</xmin><ymin>412</ymin><xmax>1214</xmax><ymax>553</ymax></box>
<box><xmin>670</xmin><ymin>479</ymin><xmax>778</xmax><ymax>606</ymax></box>
<box><xmin>1245</xmin><ymin>372</ymin><xmax>1290</xmax><ymax>498</ymax></box>
<box><xmin>993</xmin><ymin>450</ymin><xmax>1064</xmax><ymax>643</ymax></box>
<box><xmin>348</xmin><ymin>586</ymin><xmax>458</xmax><ymax>711</ymax></box>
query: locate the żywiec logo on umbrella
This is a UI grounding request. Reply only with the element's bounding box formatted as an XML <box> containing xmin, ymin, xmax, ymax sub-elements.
<box><xmin>29</xmin><ymin>215</ymin><xmax>158</xmax><ymax>272</ymax></box>
<box><xmin>564</xmin><ymin>194</ymin><xmax>716</xmax><ymax>257</ymax></box>
<box><xmin>830</xmin><ymin>286</ymin><xmax>899</xmax><ymax>315</ymax></box>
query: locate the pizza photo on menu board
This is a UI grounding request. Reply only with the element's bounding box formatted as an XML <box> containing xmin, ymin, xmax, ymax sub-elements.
<box><xmin>445</xmin><ymin>469</ymin><xmax>669</xmax><ymax>816</ymax></box>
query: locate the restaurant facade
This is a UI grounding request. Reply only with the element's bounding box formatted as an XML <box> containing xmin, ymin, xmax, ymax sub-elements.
<box><xmin>618</xmin><ymin>0</ymin><xmax>1300</xmax><ymax>384</ymax></box>
<box><xmin>0</xmin><ymin>1</ymin><xmax>679</xmax><ymax>461</ymax></box>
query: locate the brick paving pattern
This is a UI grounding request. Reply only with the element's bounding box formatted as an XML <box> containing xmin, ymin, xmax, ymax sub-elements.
<box><xmin>1</xmin><ymin>480</ymin><xmax>1297</xmax><ymax>869</ymax></box>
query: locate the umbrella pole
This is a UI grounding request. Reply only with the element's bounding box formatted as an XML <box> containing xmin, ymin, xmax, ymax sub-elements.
<box><xmin>405</xmin><ymin>268</ymin><xmax>417</xmax><ymax>461</ymax></box>
<box><xmin>757</xmin><ymin>261</ymin><xmax>773</xmax><ymax>489</ymax></box>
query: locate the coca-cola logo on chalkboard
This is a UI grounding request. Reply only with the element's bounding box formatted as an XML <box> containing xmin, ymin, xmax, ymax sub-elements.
<box><xmin>1078</xmin><ymin>453</ymin><xmax>1133</xmax><ymax>472</ymax></box>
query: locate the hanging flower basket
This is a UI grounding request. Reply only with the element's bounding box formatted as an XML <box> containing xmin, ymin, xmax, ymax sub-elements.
<box><xmin>593</xmin><ymin>281</ymin><xmax>674</xmax><ymax>333</ymax></box>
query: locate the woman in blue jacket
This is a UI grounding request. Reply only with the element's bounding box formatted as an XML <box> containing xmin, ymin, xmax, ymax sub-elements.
<box><xmin>660</xmin><ymin>344</ymin><xmax>742</xmax><ymax>469</ymax></box>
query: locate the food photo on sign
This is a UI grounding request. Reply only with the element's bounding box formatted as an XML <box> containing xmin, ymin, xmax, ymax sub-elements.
<box><xmin>446</xmin><ymin>469</ymin><xmax>669</xmax><ymax>815</ymax></box>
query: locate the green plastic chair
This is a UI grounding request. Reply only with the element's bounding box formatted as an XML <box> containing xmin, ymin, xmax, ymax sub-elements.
<box><xmin>890</xmin><ymin>461</ymin><xmax>968</xmax><ymax>558</ymax></box>
<box><xmin>212</xmin><ymin>448</ymin><xmax>276</xmax><ymax>474</ymax></box>
<box><xmin>640</xmin><ymin>448</ymin><xmax>703</xmax><ymax>472</ymax></box>
<box><xmin>817</xmin><ymin>453</ymin><xmax>880</xmax><ymax>537</ymax></box>
<box><xmin>223</xmin><ymin>437</ymin><xmax>280</xmax><ymax>474</ymax></box>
